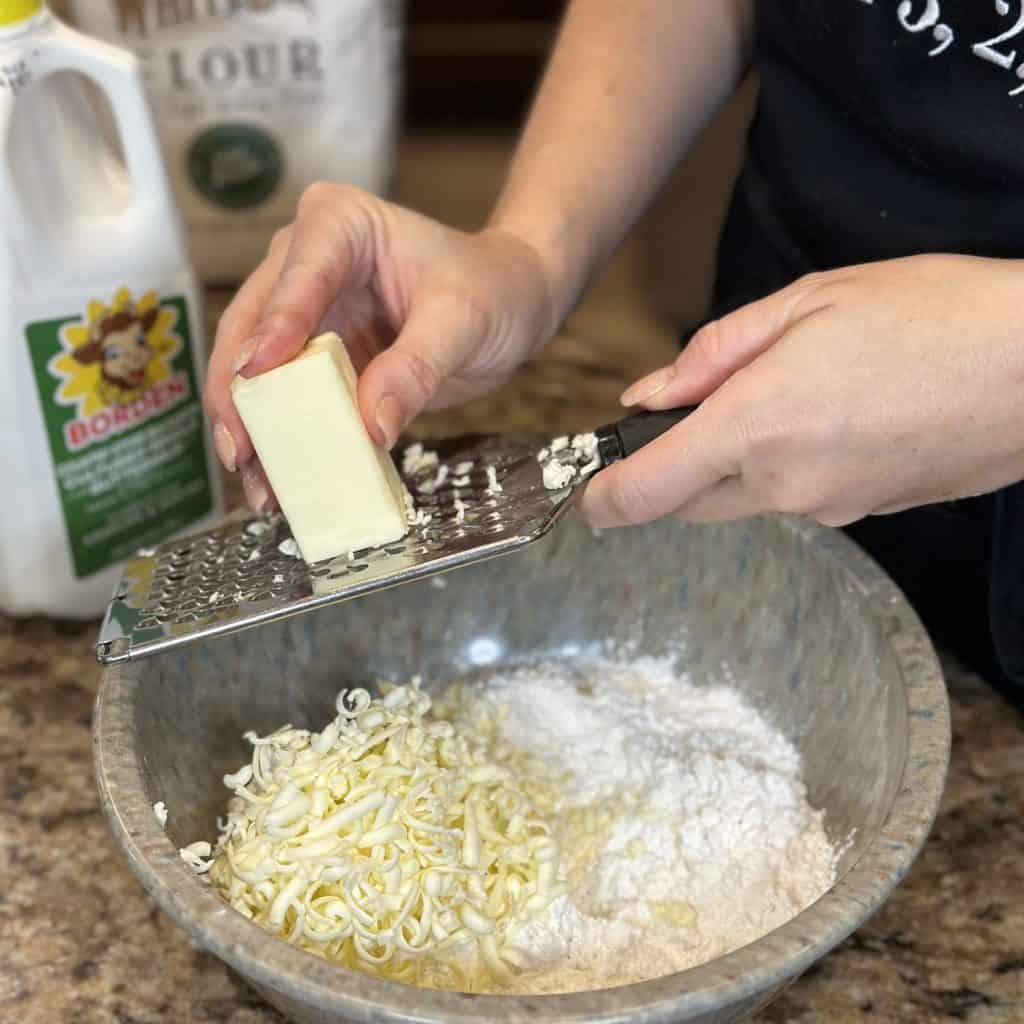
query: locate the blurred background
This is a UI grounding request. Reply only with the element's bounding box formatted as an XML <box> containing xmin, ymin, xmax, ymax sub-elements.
<box><xmin>401</xmin><ymin>1</ymin><xmax>757</xmax><ymax>332</ymax></box>
<box><xmin>52</xmin><ymin>0</ymin><xmax>758</xmax><ymax>436</ymax></box>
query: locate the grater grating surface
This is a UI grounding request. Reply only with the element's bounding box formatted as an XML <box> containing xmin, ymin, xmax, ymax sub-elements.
<box><xmin>95</xmin><ymin>433</ymin><xmax>595</xmax><ymax>664</ymax></box>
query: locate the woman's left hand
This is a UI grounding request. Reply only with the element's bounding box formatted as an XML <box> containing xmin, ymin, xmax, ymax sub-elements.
<box><xmin>581</xmin><ymin>254</ymin><xmax>1024</xmax><ymax>528</ymax></box>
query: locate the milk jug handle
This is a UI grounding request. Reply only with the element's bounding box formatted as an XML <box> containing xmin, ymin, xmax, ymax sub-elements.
<box><xmin>44</xmin><ymin>21</ymin><xmax>171</xmax><ymax>213</ymax></box>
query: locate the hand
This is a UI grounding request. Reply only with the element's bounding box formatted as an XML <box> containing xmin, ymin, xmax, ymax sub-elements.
<box><xmin>582</xmin><ymin>255</ymin><xmax>1024</xmax><ymax>528</ymax></box>
<box><xmin>204</xmin><ymin>183</ymin><xmax>559</xmax><ymax>511</ymax></box>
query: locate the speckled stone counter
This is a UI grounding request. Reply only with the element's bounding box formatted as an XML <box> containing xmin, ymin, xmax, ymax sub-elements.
<box><xmin>4</xmin><ymin>168</ymin><xmax>1024</xmax><ymax>1021</ymax></box>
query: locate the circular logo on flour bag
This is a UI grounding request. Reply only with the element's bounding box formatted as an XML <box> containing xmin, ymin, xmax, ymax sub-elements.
<box><xmin>187</xmin><ymin>124</ymin><xmax>284</xmax><ymax>210</ymax></box>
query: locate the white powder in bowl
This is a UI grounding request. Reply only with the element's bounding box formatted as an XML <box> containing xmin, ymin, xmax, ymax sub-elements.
<box><xmin>439</xmin><ymin>657</ymin><xmax>838</xmax><ymax>994</ymax></box>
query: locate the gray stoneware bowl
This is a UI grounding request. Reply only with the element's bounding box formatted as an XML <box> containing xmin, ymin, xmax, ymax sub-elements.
<box><xmin>94</xmin><ymin>513</ymin><xmax>950</xmax><ymax>1024</ymax></box>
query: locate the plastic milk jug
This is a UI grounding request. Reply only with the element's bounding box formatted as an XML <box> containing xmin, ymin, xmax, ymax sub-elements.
<box><xmin>0</xmin><ymin>0</ymin><xmax>223</xmax><ymax>618</ymax></box>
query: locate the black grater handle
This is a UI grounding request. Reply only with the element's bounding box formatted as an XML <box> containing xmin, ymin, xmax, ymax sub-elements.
<box><xmin>594</xmin><ymin>407</ymin><xmax>698</xmax><ymax>466</ymax></box>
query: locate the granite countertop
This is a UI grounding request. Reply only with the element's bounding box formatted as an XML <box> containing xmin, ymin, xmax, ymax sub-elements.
<box><xmin>3</xmin><ymin>286</ymin><xmax>1024</xmax><ymax>1024</ymax></box>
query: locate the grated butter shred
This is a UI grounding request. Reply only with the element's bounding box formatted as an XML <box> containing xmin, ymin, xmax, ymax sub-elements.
<box><xmin>200</xmin><ymin>679</ymin><xmax>562</xmax><ymax>989</ymax></box>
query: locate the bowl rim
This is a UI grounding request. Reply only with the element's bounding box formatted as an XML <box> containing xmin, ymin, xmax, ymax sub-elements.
<box><xmin>93</xmin><ymin>515</ymin><xmax>951</xmax><ymax>1023</ymax></box>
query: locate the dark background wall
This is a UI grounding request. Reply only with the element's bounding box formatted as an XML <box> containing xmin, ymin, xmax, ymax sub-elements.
<box><xmin>405</xmin><ymin>1</ymin><xmax>566</xmax><ymax>125</ymax></box>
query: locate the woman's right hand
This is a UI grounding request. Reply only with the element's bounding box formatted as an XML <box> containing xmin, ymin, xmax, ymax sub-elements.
<box><xmin>203</xmin><ymin>182</ymin><xmax>560</xmax><ymax>512</ymax></box>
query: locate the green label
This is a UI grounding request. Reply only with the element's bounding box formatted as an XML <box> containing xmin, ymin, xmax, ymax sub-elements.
<box><xmin>26</xmin><ymin>288</ymin><xmax>214</xmax><ymax>578</ymax></box>
<box><xmin>187</xmin><ymin>122</ymin><xmax>284</xmax><ymax>210</ymax></box>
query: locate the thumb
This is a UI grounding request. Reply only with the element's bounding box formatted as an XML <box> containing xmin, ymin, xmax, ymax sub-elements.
<box><xmin>358</xmin><ymin>296</ymin><xmax>489</xmax><ymax>448</ymax></box>
<box><xmin>234</xmin><ymin>185</ymin><xmax>375</xmax><ymax>381</ymax></box>
<box><xmin>622</xmin><ymin>275</ymin><xmax>834</xmax><ymax>410</ymax></box>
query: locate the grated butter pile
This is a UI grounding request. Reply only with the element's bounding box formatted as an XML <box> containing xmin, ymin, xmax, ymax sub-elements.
<box><xmin>196</xmin><ymin>679</ymin><xmax>563</xmax><ymax>989</ymax></box>
<box><xmin>538</xmin><ymin>433</ymin><xmax>601</xmax><ymax>491</ymax></box>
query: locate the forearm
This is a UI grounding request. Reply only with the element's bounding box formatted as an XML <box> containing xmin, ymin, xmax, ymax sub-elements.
<box><xmin>488</xmin><ymin>0</ymin><xmax>753</xmax><ymax>328</ymax></box>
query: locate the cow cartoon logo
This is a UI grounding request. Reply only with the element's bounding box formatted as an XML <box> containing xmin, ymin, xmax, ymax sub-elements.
<box><xmin>50</xmin><ymin>288</ymin><xmax>182</xmax><ymax>414</ymax></box>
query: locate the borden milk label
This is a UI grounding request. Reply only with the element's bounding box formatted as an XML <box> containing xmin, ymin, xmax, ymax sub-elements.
<box><xmin>26</xmin><ymin>287</ymin><xmax>213</xmax><ymax>577</ymax></box>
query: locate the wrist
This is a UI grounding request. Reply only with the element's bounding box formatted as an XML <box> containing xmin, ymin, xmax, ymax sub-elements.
<box><xmin>484</xmin><ymin>201</ymin><xmax>595</xmax><ymax>342</ymax></box>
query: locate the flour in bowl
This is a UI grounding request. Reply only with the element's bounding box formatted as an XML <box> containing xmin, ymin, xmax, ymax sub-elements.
<box><xmin>436</xmin><ymin>657</ymin><xmax>838</xmax><ymax>993</ymax></box>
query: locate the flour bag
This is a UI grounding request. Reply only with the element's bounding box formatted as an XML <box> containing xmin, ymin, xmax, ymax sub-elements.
<box><xmin>65</xmin><ymin>1</ymin><xmax>402</xmax><ymax>283</ymax></box>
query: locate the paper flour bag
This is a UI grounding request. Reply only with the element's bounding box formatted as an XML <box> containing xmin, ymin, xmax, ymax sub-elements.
<box><xmin>65</xmin><ymin>1</ymin><xmax>402</xmax><ymax>283</ymax></box>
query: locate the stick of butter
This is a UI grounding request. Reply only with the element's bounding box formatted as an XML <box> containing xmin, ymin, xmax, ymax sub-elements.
<box><xmin>231</xmin><ymin>333</ymin><xmax>408</xmax><ymax>563</ymax></box>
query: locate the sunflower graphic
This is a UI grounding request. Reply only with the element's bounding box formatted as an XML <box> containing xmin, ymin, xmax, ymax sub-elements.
<box><xmin>50</xmin><ymin>288</ymin><xmax>182</xmax><ymax>414</ymax></box>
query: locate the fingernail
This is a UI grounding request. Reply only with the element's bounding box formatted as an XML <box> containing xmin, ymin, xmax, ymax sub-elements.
<box><xmin>213</xmin><ymin>421</ymin><xmax>237</xmax><ymax>473</ymax></box>
<box><xmin>232</xmin><ymin>337</ymin><xmax>263</xmax><ymax>376</ymax></box>
<box><xmin>375</xmin><ymin>394</ymin><xmax>402</xmax><ymax>449</ymax></box>
<box><xmin>242</xmin><ymin>466</ymin><xmax>271</xmax><ymax>514</ymax></box>
<box><xmin>621</xmin><ymin>366</ymin><xmax>675</xmax><ymax>407</ymax></box>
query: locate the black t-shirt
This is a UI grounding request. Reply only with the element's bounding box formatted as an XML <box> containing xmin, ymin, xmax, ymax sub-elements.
<box><xmin>715</xmin><ymin>0</ymin><xmax>1024</xmax><ymax>686</ymax></box>
<box><xmin>719</xmin><ymin>0</ymin><xmax>1024</xmax><ymax>302</ymax></box>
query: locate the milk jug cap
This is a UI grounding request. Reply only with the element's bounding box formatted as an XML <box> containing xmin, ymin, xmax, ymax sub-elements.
<box><xmin>0</xmin><ymin>1</ymin><xmax>43</xmax><ymax>28</ymax></box>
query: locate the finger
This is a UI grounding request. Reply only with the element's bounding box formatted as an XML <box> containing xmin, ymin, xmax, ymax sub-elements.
<box><xmin>578</xmin><ymin>404</ymin><xmax>742</xmax><ymax>528</ymax></box>
<box><xmin>621</xmin><ymin>276</ymin><xmax>839</xmax><ymax>411</ymax></box>
<box><xmin>678</xmin><ymin>471</ymin><xmax>867</xmax><ymax>526</ymax></box>
<box><xmin>357</xmin><ymin>296</ymin><xmax>492</xmax><ymax>448</ymax></box>
<box><xmin>812</xmin><ymin>507</ymin><xmax>864</xmax><ymax>528</ymax></box>
<box><xmin>236</xmin><ymin>186</ymin><xmax>375</xmax><ymax>381</ymax></box>
<box><xmin>241</xmin><ymin>458</ymin><xmax>278</xmax><ymax>515</ymax></box>
<box><xmin>205</xmin><ymin>231</ymin><xmax>291</xmax><ymax>469</ymax></box>
<box><xmin>426</xmin><ymin>371</ymin><xmax>514</xmax><ymax>412</ymax></box>
<box><xmin>671</xmin><ymin>475</ymin><xmax>764</xmax><ymax>522</ymax></box>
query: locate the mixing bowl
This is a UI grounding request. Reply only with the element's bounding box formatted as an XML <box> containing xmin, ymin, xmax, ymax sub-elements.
<box><xmin>94</xmin><ymin>513</ymin><xmax>949</xmax><ymax>1024</ymax></box>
